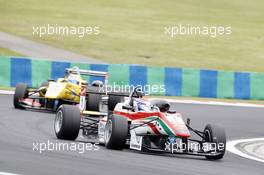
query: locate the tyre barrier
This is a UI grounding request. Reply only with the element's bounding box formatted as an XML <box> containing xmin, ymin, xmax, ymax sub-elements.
<box><xmin>0</xmin><ymin>56</ymin><xmax>264</xmax><ymax>100</ymax></box>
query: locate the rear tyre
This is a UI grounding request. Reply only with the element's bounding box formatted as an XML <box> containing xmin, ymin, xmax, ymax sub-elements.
<box><xmin>108</xmin><ymin>95</ymin><xmax>124</xmax><ymax>111</ymax></box>
<box><xmin>86</xmin><ymin>93</ymin><xmax>101</xmax><ymax>111</ymax></box>
<box><xmin>105</xmin><ymin>115</ymin><xmax>128</xmax><ymax>150</ymax></box>
<box><xmin>204</xmin><ymin>124</ymin><xmax>226</xmax><ymax>160</ymax></box>
<box><xmin>13</xmin><ymin>83</ymin><xmax>28</xmax><ymax>109</ymax></box>
<box><xmin>54</xmin><ymin>105</ymin><xmax>80</xmax><ymax>140</ymax></box>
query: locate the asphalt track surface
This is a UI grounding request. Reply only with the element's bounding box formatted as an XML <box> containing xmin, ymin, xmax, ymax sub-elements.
<box><xmin>0</xmin><ymin>32</ymin><xmax>105</xmax><ymax>64</ymax></box>
<box><xmin>0</xmin><ymin>94</ymin><xmax>263</xmax><ymax>175</ymax></box>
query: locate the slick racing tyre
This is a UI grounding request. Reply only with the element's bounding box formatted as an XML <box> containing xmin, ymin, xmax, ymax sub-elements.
<box><xmin>105</xmin><ymin>114</ymin><xmax>128</xmax><ymax>150</ymax></box>
<box><xmin>86</xmin><ymin>93</ymin><xmax>101</xmax><ymax>111</ymax></box>
<box><xmin>54</xmin><ymin>105</ymin><xmax>80</xmax><ymax>140</ymax></box>
<box><xmin>13</xmin><ymin>83</ymin><xmax>28</xmax><ymax>109</ymax></box>
<box><xmin>108</xmin><ymin>95</ymin><xmax>124</xmax><ymax>111</ymax></box>
<box><xmin>203</xmin><ymin>124</ymin><xmax>226</xmax><ymax>160</ymax></box>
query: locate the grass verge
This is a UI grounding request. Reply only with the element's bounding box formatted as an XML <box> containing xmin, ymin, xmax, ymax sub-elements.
<box><xmin>0</xmin><ymin>47</ymin><xmax>25</xmax><ymax>57</ymax></box>
<box><xmin>0</xmin><ymin>0</ymin><xmax>264</xmax><ymax>72</ymax></box>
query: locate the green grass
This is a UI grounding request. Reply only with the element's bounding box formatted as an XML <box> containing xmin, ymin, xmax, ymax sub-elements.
<box><xmin>0</xmin><ymin>86</ymin><xmax>14</xmax><ymax>91</ymax></box>
<box><xmin>0</xmin><ymin>47</ymin><xmax>24</xmax><ymax>57</ymax></box>
<box><xmin>0</xmin><ymin>0</ymin><xmax>264</xmax><ymax>72</ymax></box>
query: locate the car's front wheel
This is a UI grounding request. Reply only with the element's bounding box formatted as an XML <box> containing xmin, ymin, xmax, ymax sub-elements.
<box><xmin>203</xmin><ymin>124</ymin><xmax>226</xmax><ymax>160</ymax></box>
<box><xmin>104</xmin><ymin>114</ymin><xmax>128</xmax><ymax>150</ymax></box>
<box><xmin>54</xmin><ymin>105</ymin><xmax>80</xmax><ymax>140</ymax></box>
<box><xmin>13</xmin><ymin>83</ymin><xmax>28</xmax><ymax>109</ymax></box>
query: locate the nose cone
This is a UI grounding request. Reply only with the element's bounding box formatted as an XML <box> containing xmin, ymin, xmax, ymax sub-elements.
<box><xmin>175</xmin><ymin>128</ymin><xmax>191</xmax><ymax>137</ymax></box>
<box><xmin>164</xmin><ymin>113</ymin><xmax>191</xmax><ymax>137</ymax></box>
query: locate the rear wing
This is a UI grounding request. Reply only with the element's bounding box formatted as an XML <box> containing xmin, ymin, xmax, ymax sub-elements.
<box><xmin>66</xmin><ymin>68</ymin><xmax>141</xmax><ymax>98</ymax></box>
<box><xmin>66</xmin><ymin>67</ymin><xmax>109</xmax><ymax>91</ymax></box>
<box><xmin>66</xmin><ymin>68</ymin><xmax>108</xmax><ymax>78</ymax></box>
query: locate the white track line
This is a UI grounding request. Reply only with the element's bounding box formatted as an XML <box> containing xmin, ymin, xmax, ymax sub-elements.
<box><xmin>0</xmin><ymin>172</ymin><xmax>21</xmax><ymax>175</ymax></box>
<box><xmin>0</xmin><ymin>90</ymin><xmax>14</xmax><ymax>95</ymax></box>
<box><xmin>1</xmin><ymin>90</ymin><xmax>264</xmax><ymax>108</ymax></box>
<box><xmin>227</xmin><ymin>138</ymin><xmax>264</xmax><ymax>163</ymax></box>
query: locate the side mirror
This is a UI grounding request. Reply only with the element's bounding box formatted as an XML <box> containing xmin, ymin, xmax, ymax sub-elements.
<box><xmin>186</xmin><ymin>118</ymin><xmax>191</xmax><ymax>126</ymax></box>
<box><xmin>122</xmin><ymin>105</ymin><xmax>133</xmax><ymax>110</ymax></box>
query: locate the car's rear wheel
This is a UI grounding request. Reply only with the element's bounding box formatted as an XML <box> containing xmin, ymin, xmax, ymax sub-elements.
<box><xmin>108</xmin><ymin>95</ymin><xmax>124</xmax><ymax>111</ymax></box>
<box><xmin>86</xmin><ymin>93</ymin><xmax>101</xmax><ymax>111</ymax></box>
<box><xmin>203</xmin><ymin>124</ymin><xmax>226</xmax><ymax>160</ymax></box>
<box><xmin>13</xmin><ymin>83</ymin><xmax>28</xmax><ymax>109</ymax></box>
<box><xmin>54</xmin><ymin>105</ymin><xmax>80</xmax><ymax>140</ymax></box>
<box><xmin>105</xmin><ymin>114</ymin><xmax>128</xmax><ymax>150</ymax></box>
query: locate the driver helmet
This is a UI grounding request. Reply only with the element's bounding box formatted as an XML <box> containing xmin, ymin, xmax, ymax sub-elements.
<box><xmin>68</xmin><ymin>74</ymin><xmax>79</xmax><ymax>85</ymax></box>
<box><xmin>135</xmin><ymin>88</ymin><xmax>144</xmax><ymax>98</ymax></box>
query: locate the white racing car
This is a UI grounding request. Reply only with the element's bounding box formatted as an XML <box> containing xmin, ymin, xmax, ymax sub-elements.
<box><xmin>54</xmin><ymin>87</ymin><xmax>226</xmax><ymax>160</ymax></box>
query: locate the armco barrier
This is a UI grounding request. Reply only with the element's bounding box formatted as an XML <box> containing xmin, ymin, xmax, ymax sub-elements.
<box><xmin>1</xmin><ymin>56</ymin><xmax>264</xmax><ymax>100</ymax></box>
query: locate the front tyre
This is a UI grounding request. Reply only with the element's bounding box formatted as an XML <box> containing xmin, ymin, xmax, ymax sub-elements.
<box><xmin>204</xmin><ymin>124</ymin><xmax>226</xmax><ymax>160</ymax></box>
<box><xmin>54</xmin><ymin>105</ymin><xmax>80</xmax><ymax>140</ymax></box>
<box><xmin>13</xmin><ymin>83</ymin><xmax>28</xmax><ymax>109</ymax></box>
<box><xmin>105</xmin><ymin>115</ymin><xmax>128</xmax><ymax>150</ymax></box>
